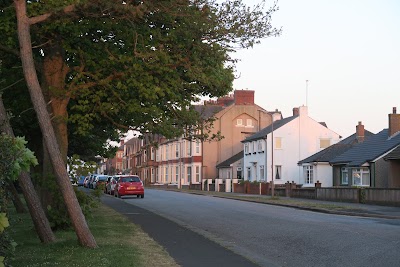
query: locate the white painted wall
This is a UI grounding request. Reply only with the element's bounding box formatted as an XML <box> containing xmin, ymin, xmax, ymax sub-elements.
<box><xmin>244</xmin><ymin>106</ymin><xmax>341</xmax><ymax>185</ymax></box>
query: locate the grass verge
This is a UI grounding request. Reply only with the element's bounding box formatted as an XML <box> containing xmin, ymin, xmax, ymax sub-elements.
<box><xmin>8</xmin><ymin>204</ymin><xmax>179</xmax><ymax>267</ymax></box>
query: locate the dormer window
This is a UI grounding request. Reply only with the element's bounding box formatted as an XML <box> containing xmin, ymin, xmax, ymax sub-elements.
<box><xmin>246</xmin><ymin>119</ymin><xmax>253</xmax><ymax>128</ymax></box>
<box><xmin>236</xmin><ymin>119</ymin><xmax>243</xmax><ymax>126</ymax></box>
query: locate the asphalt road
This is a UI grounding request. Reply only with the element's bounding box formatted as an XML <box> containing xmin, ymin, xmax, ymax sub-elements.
<box><xmin>105</xmin><ymin>189</ymin><xmax>400</xmax><ymax>267</ymax></box>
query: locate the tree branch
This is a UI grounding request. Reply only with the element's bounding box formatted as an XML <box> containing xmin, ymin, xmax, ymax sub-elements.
<box><xmin>29</xmin><ymin>4</ymin><xmax>76</xmax><ymax>25</ymax></box>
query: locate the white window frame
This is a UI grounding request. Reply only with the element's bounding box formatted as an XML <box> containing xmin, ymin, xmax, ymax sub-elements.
<box><xmin>275</xmin><ymin>165</ymin><xmax>282</xmax><ymax>180</ymax></box>
<box><xmin>304</xmin><ymin>165</ymin><xmax>313</xmax><ymax>184</ymax></box>
<box><xmin>187</xmin><ymin>166</ymin><xmax>192</xmax><ymax>183</ymax></box>
<box><xmin>257</xmin><ymin>140</ymin><xmax>263</xmax><ymax>152</ymax></box>
<box><xmin>165</xmin><ymin>166</ymin><xmax>169</xmax><ymax>183</ymax></box>
<box><xmin>237</xmin><ymin>119</ymin><xmax>243</xmax><ymax>126</ymax></box>
<box><xmin>175</xmin><ymin>143</ymin><xmax>179</xmax><ymax>158</ymax></box>
<box><xmin>246</xmin><ymin>118</ymin><xmax>253</xmax><ymax>128</ymax></box>
<box><xmin>143</xmin><ymin>150</ymin><xmax>147</xmax><ymax>162</ymax></box>
<box><xmin>259</xmin><ymin>165</ymin><xmax>264</xmax><ymax>181</ymax></box>
<box><xmin>352</xmin><ymin>168</ymin><xmax>370</xmax><ymax>186</ymax></box>
<box><xmin>151</xmin><ymin>147</ymin><xmax>155</xmax><ymax>160</ymax></box>
<box><xmin>247</xmin><ymin>167</ymin><xmax>251</xmax><ymax>181</ymax></box>
<box><xmin>244</xmin><ymin>143</ymin><xmax>249</xmax><ymax>154</ymax></box>
<box><xmin>175</xmin><ymin>166</ymin><xmax>179</xmax><ymax>182</ymax></box>
<box><xmin>195</xmin><ymin>166</ymin><xmax>200</xmax><ymax>183</ymax></box>
<box><xmin>195</xmin><ymin>140</ymin><xmax>200</xmax><ymax>154</ymax></box>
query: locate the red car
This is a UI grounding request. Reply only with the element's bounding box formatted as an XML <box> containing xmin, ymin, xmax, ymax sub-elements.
<box><xmin>114</xmin><ymin>175</ymin><xmax>144</xmax><ymax>198</ymax></box>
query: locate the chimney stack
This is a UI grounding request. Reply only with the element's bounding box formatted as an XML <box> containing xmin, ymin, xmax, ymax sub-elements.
<box><xmin>389</xmin><ymin>107</ymin><xmax>400</xmax><ymax>137</ymax></box>
<box><xmin>234</xmin><ymin>90</ymin><xmax>255</xmax><ymax>105</ymax></box>
<box><xmin>293</xmin><ymin>107</ymin><xmax>299</xmax><ymax>116</ymax></box>
<box><xmin>356</xmin><ymin>121</ymin><xmax>365</xmax><ymax>143</ymax></box>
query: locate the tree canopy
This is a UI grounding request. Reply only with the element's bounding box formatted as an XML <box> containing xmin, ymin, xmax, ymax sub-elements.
<box><xmin>1</xmin><ymin>0</ymin><xmax>280</xmax><ymax>156</ymax></box>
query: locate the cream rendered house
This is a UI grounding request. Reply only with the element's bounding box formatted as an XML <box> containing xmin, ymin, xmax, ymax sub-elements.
<box><xmin>154</xmin><ymin>90</ymin><xmax>278</xmax><ymax>187</ymax></box>
<box><xmin>242</xmin><ymin>106</ymin><xmax>341</xmax><ymax>186</ymax></box>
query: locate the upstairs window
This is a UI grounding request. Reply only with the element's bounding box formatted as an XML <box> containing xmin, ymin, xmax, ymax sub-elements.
<box><xmin>236</xmin><ymin>119</ymin><xmax>243</xmax><ymax>126</ymax></box>
<box><xmin>320</xmin><ymin>139</ymin><xmax>331</xmax><ymax>149</ymax></box>
<box><xmin>275</xmin><ymin>137</ymin><xmax>282</xmax><ymax>149</ymax></box>
<box><xmin>246</xmin><ymin>119</ymin><xmax>253</xmax><ymax>127</ymax></box>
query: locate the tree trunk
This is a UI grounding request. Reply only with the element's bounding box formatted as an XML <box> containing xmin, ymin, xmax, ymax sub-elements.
<box><xmin>0</xmin><ymin>95</ymin><xmax>56</xmax><ymax>243</ymax></box>
<box><xmin>14</xmin><ymin>0</ymin><xmax>97</xmax><ymax>248</ymax></box>
<box><xmin>7</xmin><ymin>182</ymin><xmax>26</xmax><ymax>214</ymax></box>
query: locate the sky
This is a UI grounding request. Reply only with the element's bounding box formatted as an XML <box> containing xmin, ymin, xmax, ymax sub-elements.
<box><xmin>230</xmin><ymin>0</ymin><xmax>400</xmax><ymax>138</ymax></box>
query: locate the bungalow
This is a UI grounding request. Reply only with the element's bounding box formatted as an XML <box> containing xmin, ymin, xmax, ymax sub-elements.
<box><xmin>298</xmin><ymin>121</ymin><xmax>374</xmax><ymax>187</ymax></box>
<box><xmin>242</xmin><ymin>106</ymin><xmax>341</xmax><ymax>186</ymax></box>
<box><xmin>330</xmin><ymin>107</ymin><xmax>400</xmax><ymax>188</ymax></box>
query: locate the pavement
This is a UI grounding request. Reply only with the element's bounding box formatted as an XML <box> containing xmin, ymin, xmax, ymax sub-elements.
<box><xmin>101</xmin><ymin>189</ymin><xmax>400</xmax><ymax>267</ymax></box>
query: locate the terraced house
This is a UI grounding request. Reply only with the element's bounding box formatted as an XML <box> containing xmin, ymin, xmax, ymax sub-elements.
<box><xmin>153</xmin><ymin>90</ymin><xmax>278</xmax><ymax>187</ymax></box>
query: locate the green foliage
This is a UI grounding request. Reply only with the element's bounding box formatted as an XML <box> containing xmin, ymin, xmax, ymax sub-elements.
<box><xmin>67</xmin><ymin>154</ymin><xmax>97</xmax><ymax>178</ymax></box>
<box><xmin>0</xmin><ymin>135</ymin><xmax>38</xmax><ymax>183</ymax></box>
<box><xmin>0</xmin><ymin>212</ymin><xmax>16</xmax><ymax>267</ymax></box>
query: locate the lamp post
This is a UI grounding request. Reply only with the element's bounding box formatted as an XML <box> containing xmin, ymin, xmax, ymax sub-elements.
<box><xmin>271</xmin><ymin>118</ymin><xmax>275</xmax><ymax>197</ymax></box>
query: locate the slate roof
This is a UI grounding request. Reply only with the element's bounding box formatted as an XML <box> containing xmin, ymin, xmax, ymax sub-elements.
<box><xmin>330</xmin><ymin>129</ymin><xmax>400</xmax><ymax>166</ymax></box>
<box><xmin>241</xmin><ymin>115</ymin><xmax>298</xmax><ymax>143</ymax></box>
<box><xmin>216</xmin><ymin>150</ymin><xmax>244</xmax><ymax>168</ymax></box>
<box><xmin>384</xmin><ymin>145</ymin><xmax>400</xmax><ymax>160</ymax></box>
<box><xmin>194</xmin><ymin>105</ymin><xmax>224</xmax><ymax>119</ymax></box>
<box><xmin>298</xmin><ymin>130</ymin><xmax>375</xmax><ymax>164</ymax></box>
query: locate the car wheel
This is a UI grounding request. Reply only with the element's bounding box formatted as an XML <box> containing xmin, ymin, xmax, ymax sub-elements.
<box><xmin>136</xmin><ymin>195</ymin><xmax>140</xmax><ymax>198</ymax></box>
<box><xmin>140</xmin><ymin>194</ymin><xmax>144</xmax><ymax>199</ymax></box>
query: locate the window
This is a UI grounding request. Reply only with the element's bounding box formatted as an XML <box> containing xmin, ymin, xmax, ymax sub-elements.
<box><xmin>258</xmin><ymin>140</ymin><xmax>263</xmax><ymax>152</ymax></box>
<box><xmin>320</xmin><ymin>139</ymin><xmax>331</xmax><ymax>149</ymax></box>
<box><xmin>237</xmin><ymin>167</ymin><xmax>242</xmax><ymax>179</ymax></box>
<box><xmin>176</xmin><ymin>166</ymin><xmax>179</xmax><ymax>182</ymax></box>
<box><xmin>143</xmin><ymin>150</ymin><xmax>147</xmax><ymax>162</ymax></box>
<box><xmin>236</xmin><ymin>119</ymin><xmax>243</xmax><ymax>126</ymax></box>
<box><xmin>175</xmin><ymin>144</ymin><xmax>179</xmax><ymax>158</ymax></box>
<box><xmin>352</xmin><ymin>168</ymin><xmax>370</xmax><ymax>186</ymax></box>
<box><xmin>259</xmin><ymin>165</ymin><xmax>265</xmax><ymax>181</ymax></box>
<box><xmin>303</xmin><ymin>165</ymin><xmax>313</xmax><ymax>184</ymax></box>
<box><xmin>165</xmin><ymin>167</ymin><xmax>169</xmax><ymax>183</ymax></box>
<box><xmin>341</xmin><ymin>167</ymin><xmax>348</xmax><ymax>185</ymax></box>
<box><xmin>170</xmin><ymin>166</ymin><xmax>173</xmax><ymax>183</ymax></box>
<box><xmin>166</xmin><ymin>145</ymin><xmax>169</xmax><ymax>160</ymax></box>
<box><xmin>275</xmin><ymin>137</ymin><xmax>282</xmax><ymax>149</ymax></box>
<box><xmin>244</xmin><ymin>143</ymin><xmax>249</xmax><ymax>154</ymax></box>
<box><xmin>246</xmin><ymin>119</ymin><xmax>253</xmax><ymax>127</ymax></box>
<box><xmin>275</xmin><ymin>165</ymin><xmax>281</xmax><ymax>180</ymax></box>
<box><xmin>195</xmin><ymin>166</ymin><xmax>200</xmax><ymax>183</ymax></box>
<box><xmin>160</xmin><ymin>167</ymin><xmax>164</xmax><ymax>182</ymax></box>
<box><xmin>151</xmin><ymin>168</ymin><xmax>155</xmax><ymax>183</ymax></box>
<box><xmin>187</xmin><ymin>166</ymin><xmax>192</xmax><ymax>183</ymax></box>
<box><xmin>151</xmin><ymin>147</ymin><xmax>155</xmax><ymax>160</ymax></box>
<box><xmin>156</xmin><ymin>168</ymin><xmax>159</xmax><ymax>182</ymax></box>
<box><xmin>156</xmin><ymin>149</ymin><xmax>159</xmax><ymax>161</ymax></box>
<box><xmin>195</xmin><ymin>140</ymin><xmax>200</xmax><ymax>154</ymax></box>
<box><xmin>247</xmin><ymin>167</ymin><xmax>251</xmax><ymax>181</ymax></box>
<box><xmin>160</xmin><ymin>147</ymin><xmax>163</xmax><ymax>161</ymax></box>
<box><xmin>186</xmin><ymin>141</ymin><xmax>192</xmax><ymax>156</ymax></box>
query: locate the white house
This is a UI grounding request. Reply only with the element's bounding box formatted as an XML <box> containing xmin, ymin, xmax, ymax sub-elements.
<box><xmin>242</xmin><ymin>106</ymin><xmax>341</xmax><ymax>186</ymax></box>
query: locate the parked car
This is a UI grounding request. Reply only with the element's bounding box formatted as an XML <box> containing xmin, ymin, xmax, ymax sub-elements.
<box><xmin>92</xmin><ymin>175</ymin><xmax>109</xmax><ymax>190</ymax></box>
<box><xmin>114</xmin><ymin>175</ymin><xmax>144</xmax><ymax>198</ymax></box>
<box><xmin>88</xmin><ymin>174</ymin><xmax>98</xmax><ymax>189</ymax></box>
<box><xmin>77</xmin><ymin>176</ymin><xmax>86</xmax><ymax>186</ymax></box>
<box><xmin>83</xmin><ymin>176</ymin><xmax>91</xmax><ymax>188</ymax></box>
<box><xmin>105</xmin><ymin>175</ymin><xmax>121</xmax><ymax>195</ymax></box>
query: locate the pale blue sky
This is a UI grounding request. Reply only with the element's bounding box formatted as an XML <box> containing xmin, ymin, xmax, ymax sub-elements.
<box><xmin>232</xmin><ymin>0</ymin><xmax>400</xmax><ymax>137</ymax></box>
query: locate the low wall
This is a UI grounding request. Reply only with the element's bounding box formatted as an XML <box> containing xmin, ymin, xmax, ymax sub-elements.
<box><xmin>189</xmin><ymin>183</ymin><xmax>201</xmax><ymax>191</ymax></box>
<box><xmin>364</xmin><ymin>188</ymin><xmax>400</xmax><ymax>206</ymax></box>
<box><xmin>316</xmin><ymin>188</ymin><xmax>359</xmax><ymax>203</ymax></box>
<box><xmin>291</xmin><ymin>188</ymin><xmax>316</xmax><ymax>199</ymax></box>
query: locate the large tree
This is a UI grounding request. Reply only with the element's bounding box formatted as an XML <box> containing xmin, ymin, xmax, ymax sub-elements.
<box><xmin>1</xmin><ymin>0</ymin><xmax>280</xmax><ymax>247</ymax></box>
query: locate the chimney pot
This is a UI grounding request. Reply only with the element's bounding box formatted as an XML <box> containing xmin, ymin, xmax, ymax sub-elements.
<box><xmin>356</xmin><ymin>121</ymin><xmax>365</xmax><ymax>143</ymax></box>
<box><xmin>393</xmin><ymin>107</ymin><xmax>397</xmax><ymax>114</ymax></box>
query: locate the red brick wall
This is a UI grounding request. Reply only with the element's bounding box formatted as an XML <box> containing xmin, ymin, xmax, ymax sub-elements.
<box><xmin>234</xmin><ymin>90</ymin><xmax>255</xmax><ymax>105</ymax></box>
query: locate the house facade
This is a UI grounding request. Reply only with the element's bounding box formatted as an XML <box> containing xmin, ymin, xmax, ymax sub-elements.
<box><xmin>242</xmin><ymin>106</ymin><xmax>341</xmax><ymax>186</ymax></box>
<box><xmin>330</xmin><ymin>107</ymin><xmax>400</xmax><ymax>188</ymax></box>
<box><xmin>298</xmin><ymin>122</ymin><xmax>374</xmax><ymax>187</ymax></box>
<box><xmin>152</xmin><ymin>90</ymin><xmax>276</xmax><ymax>187</ymax></box>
